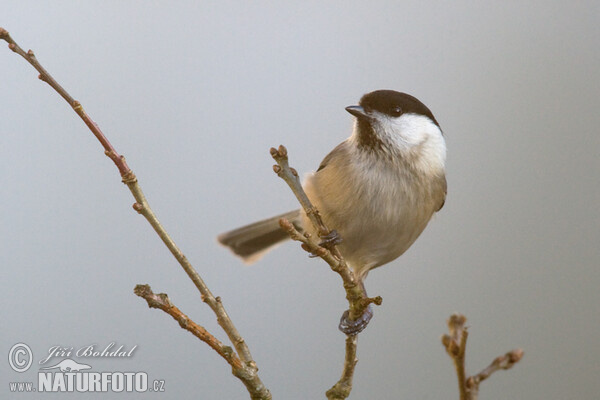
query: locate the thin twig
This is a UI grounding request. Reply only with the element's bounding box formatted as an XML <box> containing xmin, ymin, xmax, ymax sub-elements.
<box><xmin>465</xmin><ymin>349</ymin><xmax>524</xmax><ymax>399</ymax></box>
<box><xmin>269</xmin><ymin>146</ymin><xmax>333</xmax><ymax>241</ymax></box>
<box><xmin>442</xmin><ymin>314</ymin><xmax>468</xmax><ymax>399</ymax></box>
<box><xmin>0</xmin><ymin>28</ymin><xmax>131</xmax><ymax>177</ymax></box>
<box><xmin>133</xmin><ymin>284</ymin><xmax>269</xmax><ymax>399</ymax></box>
<box><xmin>325</xmin><ymin>335</ymin><xmax>359</xmax><ymax>400</ymax></box>
<box><xmin>271</xmin><ymin>145</ymin><xmax>381</xmax><ymax>322</ymax></box>
<box><xmin>271</xmin><ymin>145</ymin><xmax>382</xmax><ymax>399</ymax></box>
<box><xmin>2</xmin><ymin>28</ymin><xmax>270</xmax><ymax>400</ymax></box>
<box><xmin>128</xmin><ymin>183</ymin><xmax>256</xmax><ymax>367</ymax></box>
<box><xmin>134</xmin><ymin>284</ymin><xmax>243</xmax><ymax>370</ymax></box>
<box><xmin>442</xmin><ymin>313</ymin><xmax>524</xmax><ymax>400</ymax></box>
<box><xmin>279</xmin><ymin>218</ymin><xmax>382</xmax><ymax>317</ymax></box>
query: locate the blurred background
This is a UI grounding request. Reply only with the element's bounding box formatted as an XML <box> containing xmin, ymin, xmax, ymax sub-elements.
<box><xmin>1</xmin><ymin>1</ymin><xmax>599</xmax><ymax>399</ymax></box>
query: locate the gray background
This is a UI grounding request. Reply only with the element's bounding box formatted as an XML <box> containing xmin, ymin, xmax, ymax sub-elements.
<box><xmin>2</xmin><ymin>1</ymin><xmax>599</xmax><ymax>399</ymax></box>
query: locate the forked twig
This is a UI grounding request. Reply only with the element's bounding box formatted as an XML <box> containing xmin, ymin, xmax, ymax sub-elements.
<box><xmin>134</xmin><ymin>285</ymin><xmax>243</xmax><ymax>370</ymax></box>
<box><xmin>270</xmin><ymin>145</ymin><xmax>382</xmax><ymax>322</ymax></box>
<box><xmin>1</xmin><ymin>27</ymin><xmax>270</xmax><ymax>400</ymax></box>
<box><xmin>270</xmin><ymin>145</ymin><xmax>381</xmax><ymax>399</ymax></box>
<box><xmin>442</xmin><ymin>313</ymin><xmax>524</xmax><ymax>400</ymax></box>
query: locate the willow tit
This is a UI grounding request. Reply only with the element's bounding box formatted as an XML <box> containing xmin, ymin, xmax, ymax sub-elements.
<box><xmin>218</xmin><ymin>90</ymin><xmax>446</xmax><ymax>332</ymax></box>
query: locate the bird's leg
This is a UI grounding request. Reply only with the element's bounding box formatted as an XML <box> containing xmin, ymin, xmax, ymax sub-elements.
<box><xmin>338</xmin><ymin>304</ymin><xmax>373</xmax><ymax>335</ymax></box>
<box><xmin>313</xmin><ymin>228</ymin><xmax>374</xmax><ymax>334</ymax></box>
<box><xmin>338</xmin><ymin>280</ymin><xmax>374</xmax><ymax>335</ymax></box>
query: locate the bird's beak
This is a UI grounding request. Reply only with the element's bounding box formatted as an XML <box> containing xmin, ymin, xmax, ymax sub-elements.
<box><xmin>345</xmin><ymin>105</ymin><xmax>368</xmax><ymax>119</ymax></box>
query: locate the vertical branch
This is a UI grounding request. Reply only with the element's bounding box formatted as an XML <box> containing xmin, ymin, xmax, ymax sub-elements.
<box><xmin>325</xmin><ymin>335</ymin><xmax>359</xmax><ymax>400</ymax></box>
<box><xmin>269</xmin><ymin>145</ymin><xmax>333</xmax><ymax>240</ymax></box>
<box><xmin>272</xmin><ymin>146</ymin><xmax>382</xmax><ymax>399</ymax></box>
<box><xmin>442</xmin><ymin>314</ymin><xmax>468</xmax><ymax>399</ymax></box>
<box><xmin>271</xmin><ymin>145</ymin><xmax>382</xmax><ymax>321</ymax></box>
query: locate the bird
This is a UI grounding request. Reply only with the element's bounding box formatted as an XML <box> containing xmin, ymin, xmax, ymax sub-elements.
<box><xmin>218</xmin><ymin>90</ymin><xmax>446</xmax><ymax>334</ymax></box>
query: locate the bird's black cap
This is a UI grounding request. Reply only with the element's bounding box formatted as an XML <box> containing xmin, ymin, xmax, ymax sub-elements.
<box><xmin>357</xmin><ymin>90</ymin><xmax>439</xmax><ymax>127</ymax></box>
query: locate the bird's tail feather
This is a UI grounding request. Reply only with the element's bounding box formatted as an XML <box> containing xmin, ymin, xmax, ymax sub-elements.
<box><xmin>217</xmin><ymin>209</ymin><xmax>302</xmax><ymax>264</ymax></box>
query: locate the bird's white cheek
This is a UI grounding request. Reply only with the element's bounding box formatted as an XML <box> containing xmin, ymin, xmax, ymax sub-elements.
<box><xmin>388</xmin><ymin>114</ymin><xmax>446</xmax><ymax>172</ymax></box>
<box><xmin>391</xmin><ymin>114</ymin><xmax>431</xmax><ymax>145</ymax></box>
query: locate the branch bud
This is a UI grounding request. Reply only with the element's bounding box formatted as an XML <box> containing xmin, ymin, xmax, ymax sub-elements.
<box><xmin>369</xmin><ymin>296</ymin><xmax>383</xmax><ymax>306</ymax></box>
<box><xmin>278</xmin><ymin>218</ymin><xmax>293</xmax><ymax>231</ymax></box>
<box><xmin>278</xmin><ymin>144</ymin><xmax>287</xmax><ymax>156</ymax></box>
<box><xmin>441</xmin><ymin>334</ymin><xmax>452</xmax><ymax>348</ymax></box>
<box><xmin>465</xmin><ymin>376</ymin><xmax>477</xmax><ymax>389</ymax></box>
<box><xmin>508</xmin><ymin>349</ymin><xmax>524</xmax><ymax>363</ymax></box>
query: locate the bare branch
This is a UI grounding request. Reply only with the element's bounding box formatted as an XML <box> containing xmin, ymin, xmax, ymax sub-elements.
<box><xmin>271</xmin><ymin>145</ymin><xmax>383</xmax><ymax>398</ymax></box>
<box><xmin>134</xmin><ymin>284</ymin><xmax>242</xmax><ymax>370</ymax></box>
<box><xmin>442</xmin><ymin>313</ymin><xmax>524</xmax><ymax>400</ymax></box>
<box><xmin>2</xmin><ymin>28</ymin><xmax>270</xmax><ymax>400</ymax></box>
<box><xmin>133</xmin><ymin>284</ymin><xmax>270</xmax><ymax>399</ymax></box>
<box><xmin>466</xmin><ymin>349</ymin><xmax>524</xmax><ymax>395</ymax></box>
<box><xmin>325</xmin><ymin>335</ymin><xmax>358</xmax><ymax>400</ymax></box>
<box><xmin>129</xmin><ymin>189</ymin><xmax>257</xmax><ymax>368</ymax></box>
<box><xmin>270</xmin><ymin>145</ymin><xmax>334</xmax><ymax>243</ymax></box>
<box><xmin>442</xmin><ymin>314</ymin><xmax>469</xmax><ymax>399</ymax></box>
<box><xmin>271</xmin><ymin>145</ymin><xmax>381</xmax><ymax>323</ymax></box>
<box><xmin>0</xmin><ymin>27</ymin><xmax>131</xmax><ymax>177</ymax></box>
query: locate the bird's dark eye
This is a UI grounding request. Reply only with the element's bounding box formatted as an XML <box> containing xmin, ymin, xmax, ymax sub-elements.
<box><xmin>391</xmin><ymin>106</ymin><xmax>402</xmax><ymax>117</ymax></box>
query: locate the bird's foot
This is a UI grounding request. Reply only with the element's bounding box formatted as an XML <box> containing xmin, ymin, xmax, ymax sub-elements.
<box><xmin>338</xmin><ymin>304</ymin><xmax>373</xmax><ymax>335</ymax></box>
<box><xmin>319</xmin><ymin>229</ymin><xmax>343</xmax><ymax>249</ymax></box>
<box><xmin>306</xmin><ymin>229</ymin><xmax>343</xmax><ymax>258</ymax></box>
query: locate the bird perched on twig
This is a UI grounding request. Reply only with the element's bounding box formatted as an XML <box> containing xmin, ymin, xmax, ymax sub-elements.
<box><xmin>218</xmin><ymin>90</ymin><xmax>447</xmax><ymax>334</ymax></box>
